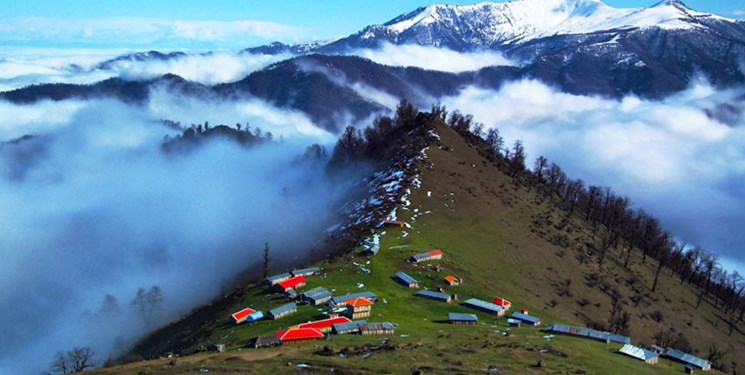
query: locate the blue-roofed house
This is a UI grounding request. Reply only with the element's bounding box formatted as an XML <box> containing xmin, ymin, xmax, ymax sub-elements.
<box><xmin>269</xmin><ymin>302</ymin><xmax>297</xmax><ymax>320</ymax></box>
<box><xmin>546</xmin><ymin>324</ymin><xmax>631</xmax><ymax>344</ymax></box>
<box><xmin>332</xmin><ymin>320</ymin><xmax>367</xmax><ymax>335</ymax></box>
<box><xmin>618</xmin><ymin>344</ymin><xmax>659</xmax><ymax>364</ymax></box>
<box><xmin>247</xmin><ymin>311</ymin><xmax>265</xmax><ymax>323</ymax></box>
<box><xmin>448</xmin><ymin>313</ymin><xmax>478</xmax><ymax>325</ymax></box>
<box><xmin>292</xmin><ymin>267</ymin><xmax>321</xmax><ymax>277</ymax></box>
<box><xmin>395</xmin><ymin>272</ymin><xmax>419</xmax><ymax>288</ymax></box>
<box><xmin>302</xmin><ymin>287</ymin><xmax>332</xmax><ymax>306</ymax></box>
<box><xmin>415</xmin><ymin>290</ymin><xmax>453</xmax><ymax>303</ymax></box>
<box><xmin>510</xmin><ymin>312</ymin><xmax>542</xmax><ymax>326</ymax></box>
<box><xmin>463</xmin><ymin>298</ymin><xmax>506</xmax><ymax>317</ymax></box>
<box><xmin>663</xmin><ymin>348</ymin><xmax>711</xmax><ymax>371</ymax></box>
<box><xmin>265</xmin><ymin>272</ymin><xmax>292</xmax><ymax>286</ymax></box>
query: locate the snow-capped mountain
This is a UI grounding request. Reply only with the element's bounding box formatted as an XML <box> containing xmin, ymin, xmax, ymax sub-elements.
<box><xmin>319</xmin><ymin>0</ymin><xmax>742</xmax><ymax>52</ymax></box>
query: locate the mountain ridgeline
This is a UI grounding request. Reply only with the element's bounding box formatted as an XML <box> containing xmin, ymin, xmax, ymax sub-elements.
<box><xmin>108</xmin><ymin>103</ymin><xmax>745</xmax><ymax>374</ymax></box>
<box><xmin>3</xmin><ymin>0</ymin><xmax>745</xmax><ymax>133</ymax></box>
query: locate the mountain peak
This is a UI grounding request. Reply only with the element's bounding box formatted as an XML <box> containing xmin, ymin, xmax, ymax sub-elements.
<box><xmin>650</xmin><ymin>0</ymin><xmax>691</xmax><ymax>11</ymax></box>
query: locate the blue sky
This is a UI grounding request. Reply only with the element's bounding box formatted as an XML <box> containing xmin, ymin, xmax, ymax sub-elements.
<box><xmin>0</xmin><ymin>0</ymin><xmax>742</xmax><ymax>50</ymax></box>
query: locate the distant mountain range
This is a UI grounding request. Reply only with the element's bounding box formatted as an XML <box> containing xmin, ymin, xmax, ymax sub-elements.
<box><xmin>3</xmin><ymin>0</ymin><xmax>745</xmax><ymax>132</ymax></box>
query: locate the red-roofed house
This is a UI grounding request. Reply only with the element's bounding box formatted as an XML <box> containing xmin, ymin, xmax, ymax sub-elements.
<box><xmin>410</xmin><ymin>249</ymin><xmax>444</xmax><ymax>263</ymax></box>
<box><xmin>493</xmin><ymin>297</ymin><xmax>512</xmax><ymax>310</ymax></box>
<box><xmin>231</xmin><ymin>307</ymin><xmax>256</xmax><ymax>324</ymax></box>
<box><xmin>346</xmin><ymin>297</ymin><xmax>374</xmax><ymax>319</ymax></box>
<box><xmin>276</xmin><ymin>328</ymin><xmax>324</xmax><ymax>344</ymax></box>
<box><xmin>275</xmin><ymin>275</ymin><xmax>307</xmax><ymax>292</ymax></box>
<box><xmin>295</xmin><ymin>316</ymin><xmax>352</xmax><ymax>334</ymax></box>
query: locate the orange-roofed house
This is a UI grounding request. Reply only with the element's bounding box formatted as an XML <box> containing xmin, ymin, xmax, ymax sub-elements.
<box><xmin>346</xmin><ymin>297</ymin><xmax>374</xmax><ymax>319</ymax></box>
<box><xmin>274</xmin><ymin>275</ymin><xmax>307</xmax><ymax>293</ymax></box>
<box><xmin>231</xmin><ymin>307</ymin><xmax>256</xmax><ymax>324</ymax></box>
<box><xmin>276</xmin><ymin>328</ymin><xmax>324</xmax><ymax>344</ymax></box>
<box><xmin>493</xmin><ymin>297</ymin><xmax>512</xmax><ymax>310</ymax></box>
<box><xmin>295</xmin><ymin>316</ymin><xmax>352</xmax><ymax>334</ymax></box>
<box><xmin>444</xmin><ymin>275</ymin><xmax>462</xmax><ymax>286</ymax></box>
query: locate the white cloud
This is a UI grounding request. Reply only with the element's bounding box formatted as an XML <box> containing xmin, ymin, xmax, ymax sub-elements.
<box><xmin>442</xmin><ymin>80</ymin><xmax>745</xmax><ymax>273</ymax></box>
<box><xmin>0</xmin><ymin>100</ymin><xmax>87</xmax><ymax>140</ymax></box>
<box><xmin>733</xmin><ymin>10</ymin><xmax>745</xmax><ymax>17</ymax></box>
<box><xmin>0</xmin><ymin>17</ymin><xmax>304</xmax><ymax>50</ymax></box>
<box><xmin>352</xmin><ymin>43</ymin><xmax>516</xmax><ymax>72</ymax></box>
<box><xmin>0</xmin><ymin>47</ymin><xmax>291</xmax><ymax>91</ymax></box>
<box><xmin>0</xmin><ymin>98</ymin><xmax>355</xmax><ymax>374</ymax></box>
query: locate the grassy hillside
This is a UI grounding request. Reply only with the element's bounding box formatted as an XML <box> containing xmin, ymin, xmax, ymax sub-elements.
<box><xmin>99</xmin><ymin>120</ymin><xmax>744</xmax><ymax>374</ymax></box>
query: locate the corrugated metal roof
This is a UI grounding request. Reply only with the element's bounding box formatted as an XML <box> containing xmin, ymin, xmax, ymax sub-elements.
<box><xmin>277</xmin><ymin>275</ymin><xmax>306</xmax><ymax>289</ymax></box>
<box><xmin>266</xmin><ymin>272</ymin><xmax>291</xmax><ymax>283</ymax></box>
<box><xmin>333</xmin><ymin>320</ymin><xmax>367</xmax><ymax>333</ymax></box>
<box><xmin>463</xmin><ymin>298</ymin><xmax>504</xmax><ymax>314</ymax></box>
<box><xmin>269</xmin><ymin>302</ymin><xmax>297</xmax><ymax>317</ymax></box>
<box><xmin>546</xmin><ymin>324</ymin><xmax>630</xmax><ymax>344</ymax></box>
<box><xmin>619</xmin><ymin>344</ymin><xmax>659</xmax><ymax>361</ymax></box>
<box><xmin>396</xmin><ymin>272</ymin><xmax>419</xmax><ymax>285</ymax></box>
<box><xmin>292</xmin><ymin>267</ymin><xmax>321</xmax><ymax>276</ymax></box>
<box><xmin>302</xmin><ymin>287</ymin><xmax>330</xmax><ymax>298</ymax></box>
<box><xmin>415</xmin><ymin>290</ymin><xmax>451</xmax><ymax>301</ymax></box>
<box><xmin>664</xmin><ymin>348</ymin><xmax>710</xmax><ymax>369</ymax></box>
<box><xmin>231</xmin><ymin>307</ymin><xmax>256</xmax><ymax>322</ymax></box>
<box><xmin>331</xmin><ymin>291</ymin><xmax>377</xmax><ymax>305</ymax></box>
<box><xmin>296</xmin><ymin>316</ymin><xmax>352</xmax><ymax>330</ymax></box>
<box><xmin>361</xmin><ymin>322</ymin><xmax>396</xmax><ymax>331</ymax></box>
<box><xmin>448</xmin><ymin>313</ymin><xmax>478</xmax><ymax>322</ymax></box>
<box><xmin>277</xmin><ymin>328</ymin><xmax>324</xmax><ymax>341</ymax></box>
<box><xmin>510</xmin><ymin>312</ymin><xmax>541</xmax><ymax>324</ymax></box>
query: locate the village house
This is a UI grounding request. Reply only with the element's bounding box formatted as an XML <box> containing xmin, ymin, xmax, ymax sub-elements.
<box><xmin>619</xmin><ymin>344</ymin><xmax>660</xmax><ymax>364</ymax></box>
<box><xmin>410</xmin><ymin>249</ymin><xmax>443</xmax><ymax>263</ymax></box>
<box><xmin>359</xmin><ymin>322</ymin><xmax>396</xmax><ymax>335</ymax></box>
<box><xmin>493</xmin><ymin>297</ymin><xmax>511</xmax><ymax>310</ymax></box>
<box><xmin>330</xmin><ymin>291</ymin><xmax>377</xmax><ymax>307</ymax></box>
<box><xmin>231</xmin><ymin>307</ymin><xmax>256</xmax><ymax>324</ymax></box>
<box><xmin>332</xmin><ymin>320</ymin><xmax>367</xmax><ymax>335</ymax></box>
<box><xmin>463</xmin><ymin>298</ymin><xmax>506</xmax><ymax>316</ymax></box>
<box><xmin>448</xmin><ymin>313</ymin><xmax>478</xmax><ymax>325</ymax></box>
<box><xmin>269</xmin><ymin>302</ymin><xmax>297</xmax><ymax>320</ymax></box>
<box><xmin>301</xmin><ymin>287</ymin><xmax>332</xmax><ymax>306</ymax></box>
<box><xmin>444</xmin><ymin>275</ymin><xmax>462</xmax><ymax>286</ymax></box>
<box><xmin>415</xmin><ymin>290</ymin><xmax>453</xmax><ymax>303</ymax></box>
<box><xmin>294</xmin><ymin>316</ymin><xmax>353</xmax><ymax>334</ymax></box>
<box><xmin>346</xmin><ymin>297</ymin><xmax>374</xmax><ymax>319</ymax></box>
<box><xmin>545</xmin><ymin>323</ymin><xmax>631</xmax><ymax>344</ymax></box>
<box><xmin>250</xmin><ymin>335</ymin><xmax>282</xmax><ymax>349</ymax></box>
<box><xmin>395</xmin><ymin>271</ymin><xmax>419</xmax><ymax>288</ymax></box>
<box><xmin>274</xmin><ymin>275</ymin><xmax>307</xmax><ymax>293</ymax></box>
<box><xmin>510</xmin><ymin>312</ymin><xmax>542</xmax><ymax>326</ymax></box>
<box><xmin>662</xmin><ymin>348</ymin><xmax>711</xmax><ymax>371</ymax></box>
<box><xmin>291</xmin><ymin>267</ymin><xmax>321</xmax><ymax>277</ymax></box>
<box><xmin>246</xmin><ymin>310</ymin><xmax>264</xmax><ymax>323</ymax></box>
<box><xmin>276</xmin><ymin>328</ymin><xmax>324</xmax><ymax>345</ymax></box>
<box><xmin>265</xmin><ymin>272</ymin><xmax>292</xmax><ymax>286</ymax></box>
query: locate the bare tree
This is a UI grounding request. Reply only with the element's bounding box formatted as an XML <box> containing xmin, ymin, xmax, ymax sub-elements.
<box><xmin>49</xmin><ymin>346</ymin><xmax>96</xmax><ymax>374</ymax></box>
<box><xmin>131</xmin><ymin>286</ymin><xmax>164</xmax><ymax>326</ymax></box>
<box><xmin>263</xmin><ymin>241</ymin><xmax>271</xmax><ymax>279</ymax></box>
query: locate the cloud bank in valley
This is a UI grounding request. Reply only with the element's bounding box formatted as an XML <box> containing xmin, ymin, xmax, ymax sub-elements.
<box><xmin>442</xmin><ymin>80</ymin><xmax>745</xmax><ymax>272</ymax></box>
<box><xmin>0</xmin><ymin>94</ymin><xmax>350</xmax><ymax>374</ymax></box>
<box><xmin>0</xmin><ymin>48</ymin><xmax>291</xmax><ymax>91</ymax></box>
<box><xmin>352</xmin><ymin>43</ymin><xmax>515</xmax><ymax>72</ymax></box>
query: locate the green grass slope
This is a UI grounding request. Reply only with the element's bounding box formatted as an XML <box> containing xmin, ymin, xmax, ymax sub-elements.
<box><xmin>100</xmin><ymin>120</ymin><xmax>743</xmax><ymax>374</ymax></box>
